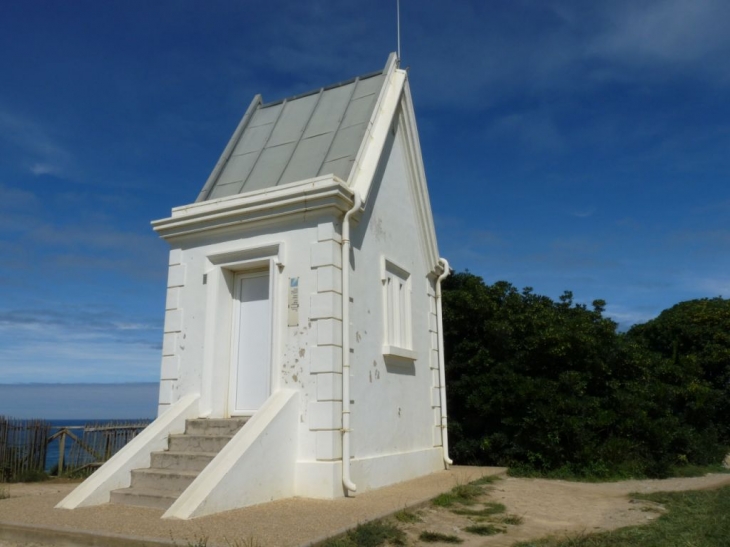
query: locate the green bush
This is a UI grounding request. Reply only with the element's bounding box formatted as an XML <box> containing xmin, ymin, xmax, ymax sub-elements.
<box><xmin>442</xmin><ymin>272</ymin><xmax>730</xmax><ymax>478</ymax></box>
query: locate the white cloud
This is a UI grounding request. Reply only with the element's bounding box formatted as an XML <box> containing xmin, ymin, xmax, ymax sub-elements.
<box><xmin>29</xmin><ymin>162</ymin><xmax>61</xmax><ymax>176</ymax></box>
<box><xmin>0</xmin><ymin>317</ymin><xmax>160</xmax><ymax>383</ymax></box>
<box><xmin>486</xmin><ymin>110</ymin><xmax>567</xmax><ymax>154</ymax></box>
<box><xmin>589</xmin><ymin>0</ymin><xmax>730</xmax><ymax>69</ymax></box>
<box><xmin>604</xmin><ymin>305</ymin><xmax>657</xmax><ymax>328</ymax></box>
<box><xmin>571</xmin><ymin>209</ymin><xmax>595</xmax><ymax>218</ymax></box>
<box><xmin>0</xmin><ymin>107</ymin><xmax>73</xmax><ymax>176</ymax></box>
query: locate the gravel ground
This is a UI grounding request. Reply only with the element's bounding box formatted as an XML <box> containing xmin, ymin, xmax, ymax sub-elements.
<box><xmin>0</xmin><ymin>466</ymin><xmax>502</xmax><ymax>547</ymax></box>
<box><xmin>4</xmin><ymin>469</ymin><xmax>729</xmax><ymax>547</ymax></box>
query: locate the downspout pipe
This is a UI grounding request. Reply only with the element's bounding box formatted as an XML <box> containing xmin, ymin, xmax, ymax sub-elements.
<box><xmin>435</xmin><ymin>258</ymin><xmax>453</xmax><ymax>466</ymax></box>
<box><xmin>341</xmin><ymin>192</ymin><xmax>362</xmax><ymax>494</ymax></box>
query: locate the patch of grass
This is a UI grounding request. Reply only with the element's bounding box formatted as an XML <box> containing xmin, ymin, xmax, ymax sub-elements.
<box><xmin>451</xmin><ymin>501</ymin><xmax>506</xmax><ymax>517</ymax></box>
<box><xmin>10</xmin><ymin>469</ymin><xmax>49</xmax><ymax>483</ymax></box>
<box><xmin>321</xmin><ymin>539</ymin><xmax>354</xmax><ymax>547</ymax></box>
<box><xmin>507</xmin><ymin>464</ymin><xmax>640</xmax><ymax>483</ymax></box>
<box><xmin>452</xmin><ymin>483</ymin><xmax>482</xmax><ymax>500</ymax></box>
<box><xmin>501</xmin><ymin>514</ymin><xmax>524</xmax><ymax>525</ymax></box>
<box><xmin>432</xmin><ymin>492</ymin><xmax>459</xmax><ymax>507</ymax></box>
<box><xmin>393</xmin><ymin>509</ymin><xmax>422</xmax><ymax>523</ymax></box>
<box><xmin>508</xmin><ymin>461</ymin><xmax>730</xmax><ymax>483</ymax></box>
<box><xmin>470</xmin><ymin>474</ymin><xmax>502</xmax><ymax>486</ymax></box>
<box><xmin>464</xmin><ymin>524</ymin><xmax>504</xmax><ymax>536</ymax></box>
<box><xmin>432</xmin><ymin>482</ymin><xmax>484</xmax><ymax>507</ymax></box>
<box><xmin>514</xmin><ymin>485</ymin><xmax>730</xmax><ymax>547</ymax></box>
<box><xmin>322</xmin><ymin>520</ymin><xmax>405</xmax><ymax>547</ymax></box>
<box><xmin>419</xmin><ymin>531</ymin><xmax>463</xmax><ymax>544</ymax></box>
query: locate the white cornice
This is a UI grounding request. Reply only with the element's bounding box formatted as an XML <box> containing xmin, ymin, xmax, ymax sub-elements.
<box><xmin>349</xmin><ymin>64</ymin><xmax>406</xmax><ymax>202</ymax></box>
<box><xmin>152</xmin><ymin>175</ymin><xmax>354</xmax><ymax>241</ymax></box>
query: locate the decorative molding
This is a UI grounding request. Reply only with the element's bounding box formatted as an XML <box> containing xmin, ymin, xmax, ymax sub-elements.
<box><xmin>153</xmin><ymin>176</ymin><xmax>355</xmax><ymax>241</ymax></box>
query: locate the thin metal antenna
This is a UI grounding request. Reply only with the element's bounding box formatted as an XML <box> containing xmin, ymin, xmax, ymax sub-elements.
<box><xmin>397</xmin><ymin>0</ymin><xmax>401</xmax><ymax>61</ymax></box>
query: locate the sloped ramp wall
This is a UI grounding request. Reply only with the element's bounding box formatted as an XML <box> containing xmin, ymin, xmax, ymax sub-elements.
<box><xmin>56</xmin><ymin>394</ymin><xmax>200</xmax><ymax>509</ymax></box>
<box><xmin>163</xmin><ymin>390</ymin><xmax>299</xmax><ymax>519</ymax></box>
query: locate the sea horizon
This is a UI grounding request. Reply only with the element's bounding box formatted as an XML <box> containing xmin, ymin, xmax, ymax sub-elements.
<box><xmin>0</xmin><ymin>382</ymin><xmax>159</xmax><ymax>420</ymax></box>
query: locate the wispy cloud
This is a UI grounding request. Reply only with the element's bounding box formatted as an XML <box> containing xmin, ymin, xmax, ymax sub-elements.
<box><xmin>604</xmin><ymin>304</ymin><xmax>658</xmax><ymax>330</ymax></box>
<box><xmin>571</xmin><ymin>208</ymin><xmax>595</xmax><ymax>218</ymax></box>
<box><xmin>0</xmin><ymin>307</ymin><xmax>157</xmax><ymax>334</ymax></box>
<box><xmin>588</xmin><ymin>0</ymin><xmax>730</xmax><ymax>76</ymax></box>
<box><xmin>0</xmin><ymin>305</ymin><xmax>162</xmax><ymax>383</ymax></box>
<box><xmin>0</xmin><ymin>184</ymin><xmax>39</xmax><ymax>211</ymax></box>
<box><xmin>0</xmin><ymin>107</ymin><xmax>73</xmax><ymax>176</ymax></box>
<box><xmin>486</xmin><ymin>110</ymin><xmax>567</xmax><ymax>154</ymax></box>
<box><xmin>403</xmin><ymin>1</ymin><xmax>730</xmax><ymax>110</ymax></box>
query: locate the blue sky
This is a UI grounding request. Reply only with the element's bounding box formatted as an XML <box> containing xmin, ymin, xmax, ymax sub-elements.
<box><xmin>1</xmin><ymin>0</ymin><xmax>729</xmax><ymax>388</ymax></box>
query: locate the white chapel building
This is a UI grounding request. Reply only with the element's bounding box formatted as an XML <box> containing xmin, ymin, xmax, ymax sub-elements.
<box><xmin>59</xmin><ymin>53</ymin><xmax>452</xmax><ymax>519</ymax></box>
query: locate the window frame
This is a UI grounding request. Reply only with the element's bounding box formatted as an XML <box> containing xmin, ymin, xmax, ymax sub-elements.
<box><xmin>381</xmin><ymin>257</ymin><xmax>417</xmax><ymax>361</ymax></box>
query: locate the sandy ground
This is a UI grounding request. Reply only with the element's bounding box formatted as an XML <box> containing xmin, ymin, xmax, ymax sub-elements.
<box><xmin>396</xmin><ymin>473</ymin><xmax>730</xmax><ymax>546</ymax></box>
<box><xmin>1</xmin><ymin>471</ymin><xmax>730</xmax><ymax>546</ymax></box>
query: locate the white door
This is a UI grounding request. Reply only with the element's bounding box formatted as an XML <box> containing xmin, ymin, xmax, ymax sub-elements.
<box><xmin>230</xmin><ymin>271</ymin><xmax>272</xmax><ymax>415</ymax></box>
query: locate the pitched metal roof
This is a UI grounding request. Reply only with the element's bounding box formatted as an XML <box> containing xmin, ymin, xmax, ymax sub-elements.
<box><xmin>197</xmin><ymin>55</ymin><xmax>396</xmax><ymax>202</ymax></box>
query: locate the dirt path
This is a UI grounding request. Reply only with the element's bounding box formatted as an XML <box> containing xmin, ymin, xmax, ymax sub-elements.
<box><xmin>2</xmin><ymin>473</ymin><xmax>730</xmax><ymax>546</ymax></box>
<box><xmin>396</xmin><ymin>473</ymin><xmax>730</xmax><ymax>546</ymax></box>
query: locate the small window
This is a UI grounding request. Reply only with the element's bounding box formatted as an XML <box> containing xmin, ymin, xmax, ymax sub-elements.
<box><xmin>382</xmin><ymin>259</ymin><xmax>417</xmax><ymax>360</ymax></box>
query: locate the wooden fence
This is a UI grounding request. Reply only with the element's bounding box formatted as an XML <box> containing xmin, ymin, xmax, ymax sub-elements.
<box><xmin>0</xmin><ymin>416</ymin><xmax>151</xmax><ymax>481</ymax></box>
<box><xmin>0</xmin><ymin>417</ymin><xmax>51</xmax><ymax>482</ymax></box>
<box><xmin>53</xmin><ymin>420</ymin><xmax>151</xmax><ymax>475</ymax></box>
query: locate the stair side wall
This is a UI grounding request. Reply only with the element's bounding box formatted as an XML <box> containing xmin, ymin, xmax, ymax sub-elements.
<box><xmin>56</xmin><ymin>394</ymin><xmax>200</xmax><ymax>509</ymax></box>
<box><xmin>163</xmin><ymin>390</ymin><xmax>299</xmax><ymax>519</ymax></box>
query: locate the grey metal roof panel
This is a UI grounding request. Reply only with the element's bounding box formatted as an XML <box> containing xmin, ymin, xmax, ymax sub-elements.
<box><xmin>302</xmin><ymin>83</ymin><xmax>355</xmax><ymax>139</ymax></box>
<box><xmin>279</xmin><ymin>133</ymin><xmax>334</xmax><ymax>186</ymax></box>
<box><xmin>208</xmin><ymin>180</ymin><xmax>244</xmax><ymax>200</ymax></box>
<box><xmin>242</xmin><ymin>143</ymin><xmax>297</xmax><ymax>192</ymax></box>
<box><xmin>247</xmin><ymin>103</ymin><xmax>283</xmax><ymax>127</ymax></box>
<box><xmin>267</xmin><ymin>94</ymin><xmax>320</xmax><ymax>147</ymax></box>
<box><xmin>340</xmin><ymin>94</ymin><xmax>378</xmax><ymax>130</ymax></box>
<box><xmin>323</xmin><ymin>122</ymin><xmax>368</xmax><ymax>162</ymax></box>
<box><xmin>215</xmin><ymin>152</ymin><xmax>258</xmax><ymax>187</ymax></box>
<box><xmin>319</xmin><ymin>156</ymin><xmax>355</xmax><ymax>181</ymax></box>
<box><xmin>198</xmin><ymin>58</ymin><xmax>393</xmax><ymax>201</ymax></box>
<box><xmin>230</xmin><ymin>123</ymin><xmax>274</xmax><ymax>156</ymax></box>
<box><xmin>351</xmin><ymin>73</ymin><xmax>385</xmax><ymax>100</ymax></box>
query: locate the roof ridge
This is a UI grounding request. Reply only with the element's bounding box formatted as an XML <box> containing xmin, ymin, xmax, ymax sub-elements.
<box><xmin>260</xmin><ymin>69</ymin><xmax>385</xmax><ymax>109</ymax></box>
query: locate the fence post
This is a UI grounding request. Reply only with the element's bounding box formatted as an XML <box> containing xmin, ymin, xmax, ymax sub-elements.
<box><xmin>58</xmin><ymin>431</ymin><xmax>66</xmax><ymax>475</ymax></box>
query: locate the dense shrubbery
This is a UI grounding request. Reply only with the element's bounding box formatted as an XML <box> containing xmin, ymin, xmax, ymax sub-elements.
<box><xmin>442</xmin><ymin>272</ymin><xmax>730</xmax><ymax>478</ymax></box>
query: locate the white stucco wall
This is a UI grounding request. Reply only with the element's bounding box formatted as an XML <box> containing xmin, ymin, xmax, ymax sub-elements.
<box><xmin>155</xmin><ymin>101</ymin><xmax>444</xmax><ymax>499</ymax></box>
<box><xmin>346</xmin><ymin>116</ymin><xmax>443</xmax><ymax>481</ymax></box>
<box><xmin>157</xmin><ymin>212</ymin><xmax>344</xmax><ymax>464</ymax></box>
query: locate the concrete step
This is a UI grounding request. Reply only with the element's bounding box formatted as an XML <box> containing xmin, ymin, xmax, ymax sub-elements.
<box><xmin>150</xmin><ymin>450</ymin><xmax>217</xmax><ymax>473</ymax></box>
<box><xmin>111</xmin><ymin>417</ymin><xmax>251</xmax><ymax>510</ymax></box>
<box><xmin>185</xmin><ymin>417</ymin><xmax>249</xmax><ymax>436</ymax></box>
<box><xmin>130</xmin><ymin>468</ymin><xmax>199</xmax><ymax>493</ymax></box>
<box><xmin>109</xmin><ymin>487</ymin><xmax>178</xmax><ymax>510</ymax></box>
<box><xmin>167</xmin><ymin>433</ymin><xmax>235</xmax><ymax>453</ymax></box>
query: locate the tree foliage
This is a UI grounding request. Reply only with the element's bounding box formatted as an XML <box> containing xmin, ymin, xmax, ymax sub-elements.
<box><xmin>442</xmin><ymin>271</ymin><xmax>730</xmax><ymax>478</ymax></box>
<box><xmin>627</xmin><ymin>298</ymin><xmax>730</xmax><ymax>443</ymax></box>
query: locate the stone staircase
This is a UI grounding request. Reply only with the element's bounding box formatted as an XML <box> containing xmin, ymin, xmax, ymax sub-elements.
<box><xmin>110</xmin><ymin>417</ymin><xmax>249</xmax><ymax>510</ymax></box>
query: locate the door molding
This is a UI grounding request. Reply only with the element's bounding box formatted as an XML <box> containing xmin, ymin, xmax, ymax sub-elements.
<box><xmin>200</xmin><ymin>243</ymin><xmax>284</xmax><ymax>418</ymax></box>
